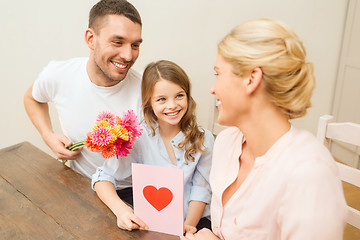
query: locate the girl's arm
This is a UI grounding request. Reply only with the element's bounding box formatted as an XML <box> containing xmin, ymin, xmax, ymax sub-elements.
<box><xmin>184</xmin><ymin>200</ymin><xmax>206</xmax><ymax>228</ymax></box>
<box><xmin>185</xmin><ymin>129</ymin><xmax>214</xmax><ymax>232</ymax></box>
<box><xmin>94</xmin><ymin>181</ymin><xmax>148</xmax><ymax>231</ymax></box>
<box><xmin>92</xmin><ymin>141</ymin><xmax>147</xmax><ymax>231</ymax></box>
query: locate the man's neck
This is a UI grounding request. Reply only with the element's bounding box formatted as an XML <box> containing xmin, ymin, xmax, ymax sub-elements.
<box><xmin>86</xmin><ymin>59</ymin><xmax>123</xmax><ymax>87</ymax></box>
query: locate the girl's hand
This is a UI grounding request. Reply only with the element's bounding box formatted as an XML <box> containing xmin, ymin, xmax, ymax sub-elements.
<box><xmin>115</xmin><ymin>204</ymin><xmax>148</xmax><ymax>231</ymax></box>
<box><xmin>181</xmin><ymin>228</ymin><xmax>220</xmax><ymax>240</ymax></box>
<box><xmin>184</xmin><ymin>224</ymin><xmax>197</xmax><ymax>235</ymax></box>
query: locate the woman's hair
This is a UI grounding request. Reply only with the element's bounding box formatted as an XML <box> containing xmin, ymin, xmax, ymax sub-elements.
<box><xmin>142</xmin><ymin>60</ymin><xmax>206</xmax><ymax>163</ymax></box>
<box><xmin>89</xmin><ymin>0</ymin><xmax>142</xmax><ymax>34</ymax></box>
<box><xmin>218</xmin><ymin>18</ymin><xmax>315</xmax><ymax>119</ymax></box>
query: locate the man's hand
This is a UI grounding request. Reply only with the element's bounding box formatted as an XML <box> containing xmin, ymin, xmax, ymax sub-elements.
<box><xmin>43</xmin><ymin>132</ymin><xmax>81</xmax><ymax>160</ymax></box>
<box><xmin>115</xmin><ymin>204</ymin><xmax>148</xmax><ymax>231</ymax></box>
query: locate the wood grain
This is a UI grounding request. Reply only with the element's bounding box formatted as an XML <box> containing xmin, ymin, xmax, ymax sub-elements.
<box><xmin>0</xmin><ymin>142</ymin><xmax>179</xmax><ymax>240</ymax></box>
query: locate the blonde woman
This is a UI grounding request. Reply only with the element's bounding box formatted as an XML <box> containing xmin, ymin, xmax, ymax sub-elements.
<box><xmin>183</xmin><ymin>19</ymin><xmax>347</xmax><ymax>240</ymax></box>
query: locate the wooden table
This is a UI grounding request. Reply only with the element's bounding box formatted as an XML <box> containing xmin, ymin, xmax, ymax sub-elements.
<box><xmin>0</xmin><ymin>142</ymin><xmax>179</xmax><ymax>240</ymax></box>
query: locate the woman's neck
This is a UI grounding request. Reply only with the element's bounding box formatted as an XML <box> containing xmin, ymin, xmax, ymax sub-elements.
<box><xmin>236</xmin><ymin>106</ymin><xmax>291</xmax><ymax>159</ymax></box>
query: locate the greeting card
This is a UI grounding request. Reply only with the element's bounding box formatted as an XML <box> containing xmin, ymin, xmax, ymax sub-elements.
<box><xmin>132</xmin><ymin>163</ymin><xmax>184</xmax><ymax>236</ymax></box>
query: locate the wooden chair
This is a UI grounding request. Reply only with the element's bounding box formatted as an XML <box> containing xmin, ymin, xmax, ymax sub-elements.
<box><xmin>317</xmin><ymin>114</ymin><xmax>360</xmax><ymax>230</ymax></box>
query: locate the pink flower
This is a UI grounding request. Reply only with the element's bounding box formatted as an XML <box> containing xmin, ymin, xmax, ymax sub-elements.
<box><xmin>90</xmin><ymin>126</ymin><xmax>113</xmax><ymax>146</ymax></box>
<box><xmin>114</xmin><ymin>138</ymin><xmax>133</xmax><ymax>157</ymax></box>
<box><xmin>65</xmin><ymin>110</ymin><xmax>142</xmax><ymax>162</ymax></box>
<box><xmin>127</xmin><ymin>132</ymin><xmax>136</xmax><ymax>145</ymax></box>
<box><xmin>122</xmin><ymin>110</ymin><xmax>143</xmax><ymax>137</ymax></box>
<box><xmin>97</xmin><ymin>111</ymin><xmax>116</xmax><ymax>127</ymax></box>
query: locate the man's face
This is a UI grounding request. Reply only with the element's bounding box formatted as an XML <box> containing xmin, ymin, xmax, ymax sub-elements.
<box><xmin>90</xmin><ymin>14</ymin><xmax>142</xmax><ymax>86</ymax></box>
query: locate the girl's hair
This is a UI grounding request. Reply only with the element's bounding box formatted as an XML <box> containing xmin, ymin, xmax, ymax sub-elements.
<box><xmin>218</xmin><ymin>18</ymin><xmax>315</xmax><ymax>119</ymax></box>
<box><xmin>142</xmin><ymin>60</ymin><xmax>206</xmax><ymax>163</ymax></box>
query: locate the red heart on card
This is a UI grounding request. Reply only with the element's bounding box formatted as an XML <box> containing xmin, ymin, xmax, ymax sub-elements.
<box><xmin>143</xmin><ymin>185</ymin><xmax>173</xmax><ymax>211</ymax></box>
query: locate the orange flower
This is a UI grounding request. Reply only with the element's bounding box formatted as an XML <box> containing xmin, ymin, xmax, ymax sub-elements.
<box><xmin>84</xmin><ymin>134</ymin><xmax>101</xmax><ymax>152</ymax></box>
<box><xmin>116</xmin><ymin>116</ymin><xmax>122</xmax><ymax>125</ymax></box>
<box><xmin>100</xmin><ymin>143</ymin><xmax>117</xmax><ymax>158</ymax></box>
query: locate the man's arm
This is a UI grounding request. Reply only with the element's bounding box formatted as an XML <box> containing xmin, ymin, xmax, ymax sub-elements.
<box><xmin>23</xmin><ymin>82</ymin><xmax>81</xmax><ymax>160</ymax></box>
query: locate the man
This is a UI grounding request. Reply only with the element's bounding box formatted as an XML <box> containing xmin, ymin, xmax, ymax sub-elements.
<box><xmin>24</xmin><ymin>0</ymin><xmax>142</xmax><ymax>187</ymax></box>
<box><xmin>24</xmin><ymin>0</ymin><xmax>147</xmax><ymax>229</ymax></box>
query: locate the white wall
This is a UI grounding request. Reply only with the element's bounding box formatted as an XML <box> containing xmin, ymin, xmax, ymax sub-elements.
<box><xmin>0</xmin><ymin>0</ymin><xmax>348</xmax><ymax>157</ymax></box>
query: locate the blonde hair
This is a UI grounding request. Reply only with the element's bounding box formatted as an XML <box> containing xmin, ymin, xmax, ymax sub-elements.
<box><xmin>218</xmin><ymin>18</ymin><xmax>315</xmax><ymax>119</ymax></box>
<box><xmin>142</xmin><ymin>60</ymin><xmax>206</xmax><ymax>163</ymax></box>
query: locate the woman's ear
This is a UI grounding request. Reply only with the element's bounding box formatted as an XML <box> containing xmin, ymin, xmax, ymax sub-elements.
<box><xmin>246</xmin><ymin>67</ymin><xmax>263</xmax><ymax>95</ymax></box>
<box><xmin>85</xmin><ymin>28</ymin><xmax>95</xmax><ymax>50</ymax></box>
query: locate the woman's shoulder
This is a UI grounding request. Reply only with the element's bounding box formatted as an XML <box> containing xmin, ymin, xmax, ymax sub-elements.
<box><xmin>282</xmin><ymin>126</ymin><xmax>338</xmax><ymax>175</ymax></box>
<box><xmin>217</xmin><ymin>126</ymin><xmax>241</xmax><ymax>135</ymax></box>
<box><xmin>215</xmin><ymin>126</ymin><xmax>243</xmax><ymax>144</ymax></box>
<box><xmin>289</xmin><ymin>127</ymin><xmax>331</xmax><ymax>156</ymax></box>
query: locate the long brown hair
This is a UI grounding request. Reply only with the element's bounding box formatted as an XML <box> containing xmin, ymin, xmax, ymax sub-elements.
<box><xmin>142</xmin><ymin>60</ymin><xmax>206</xmax><ymax>163</ymax></box>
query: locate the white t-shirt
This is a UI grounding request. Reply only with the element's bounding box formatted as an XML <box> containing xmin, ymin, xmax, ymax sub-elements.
<box><xmin>32</xmin><ymin>57</ymin><xmax>142</xmax><ymax>183</ymax></box>
<box><xmin>210</xmin><ymin>126</ymin><xmax>347</xmax><ymax>240</ymax></box>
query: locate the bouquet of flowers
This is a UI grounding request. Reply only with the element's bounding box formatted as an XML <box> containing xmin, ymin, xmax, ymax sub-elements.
<box><xmin>65</xmin><ymin>110</ymin><xmax>142</xmax><ymax>162</ymax></box>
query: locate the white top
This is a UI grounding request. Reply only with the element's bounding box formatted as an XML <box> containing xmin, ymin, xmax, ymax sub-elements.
<box><xmin>210</xmin><ymin>126</ymin><xmax>347</xmax><ymax>240</ymax></box>
<box><xmin>92</xmin><ymin>125</ymin><xmax>214</xmax><ymax>218</ymax></box>
<box><xmin>32</xmin><ymin>57</ymin><xmax>142</xmax><ymax>183</ymax></box>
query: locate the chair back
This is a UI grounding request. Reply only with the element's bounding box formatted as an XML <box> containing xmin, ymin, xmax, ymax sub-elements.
<box><xmin>317</xmin><ymin>114</ymin><xmax>360</xmax><ymax>229</ymax></box>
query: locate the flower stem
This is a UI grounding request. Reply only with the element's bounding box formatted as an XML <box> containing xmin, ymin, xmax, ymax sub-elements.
<box><xmin>66</xmin><ymin>140</ymin><xmax>85</xmax><ymax>151</ymax></box>
<box><xmin>61</xmin><ymin>140</ymin><xmax>85</xmax><ymax>164</ymax></box>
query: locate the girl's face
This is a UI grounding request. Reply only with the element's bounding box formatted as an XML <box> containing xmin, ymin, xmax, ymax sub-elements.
<box><xmin>211</xmin><ymin>53</ymin><xmax>249</xmax><ymax>126</ymax></box>
<box><xmin>151</xmin><ymin>79</ymin><xmax>188</xmax><ymax>129</ymax></box>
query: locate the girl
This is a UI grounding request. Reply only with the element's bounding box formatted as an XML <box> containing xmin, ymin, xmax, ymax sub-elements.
<box><xmin>92</xmin><ymin>60</ymin><xmax>214</xmax><ymax>234</ymax></box>
<box><xmin>183</xmin><ymin>19</ymin><xmax>347</xmax><ymax>240</ymax></box>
